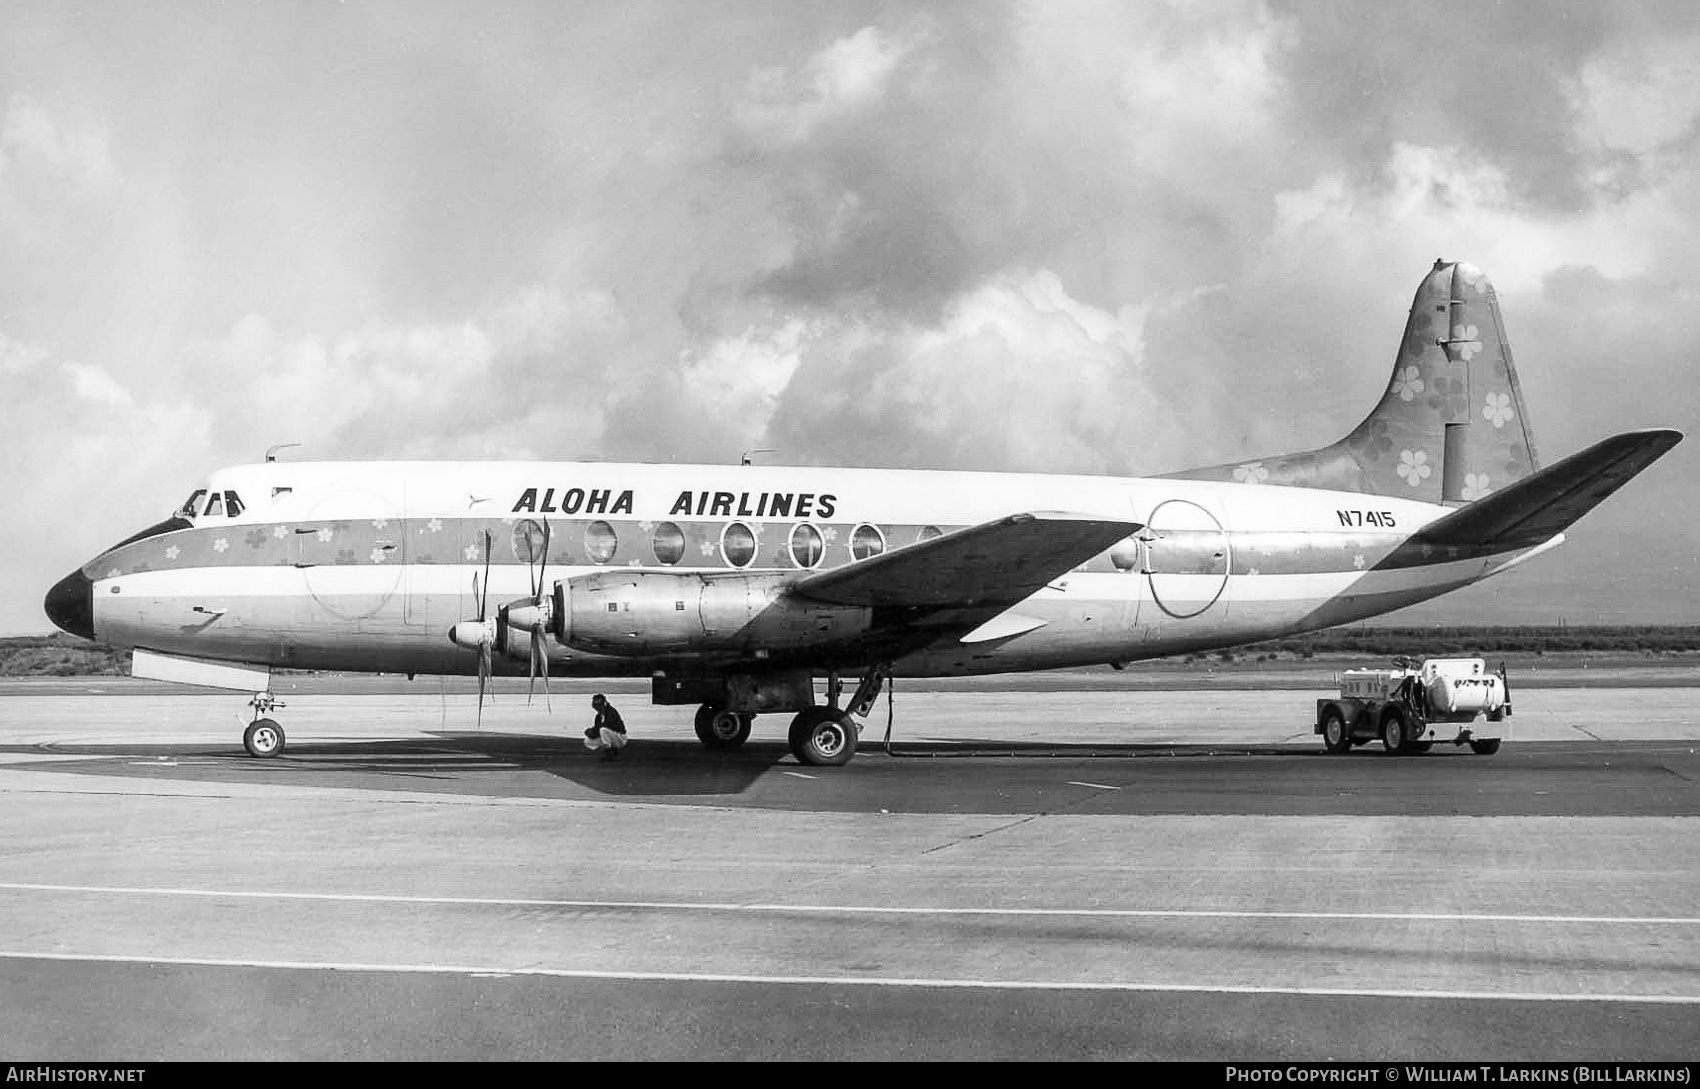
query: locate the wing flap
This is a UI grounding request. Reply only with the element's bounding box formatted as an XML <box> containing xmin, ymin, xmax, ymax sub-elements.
<box><xmin>959</xmin><ymin>612</ymin><xmax>1049</xmax><ymax>643</ymax></box>
<box><xmin>1413</xmin><ymin>428</ymin><xmax>1682</xmax><ymax>550</ymax></box>
<box><xmin>792</xmin><ymin>511</ymin><xmax>1141</xmax><ymax>611</ymax></box>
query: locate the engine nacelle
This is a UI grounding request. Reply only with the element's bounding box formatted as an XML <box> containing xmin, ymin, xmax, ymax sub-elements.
<box><xmin>551</xmin><ymin>570</ymin><xmax>872</xmax><ymax>656</ymax></box>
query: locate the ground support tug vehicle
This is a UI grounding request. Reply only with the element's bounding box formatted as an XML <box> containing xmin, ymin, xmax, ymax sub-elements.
<box><xmin>1315</xmin><ymin>657</ymin><xmax>1510</xmax><ymax>755</ymax></box>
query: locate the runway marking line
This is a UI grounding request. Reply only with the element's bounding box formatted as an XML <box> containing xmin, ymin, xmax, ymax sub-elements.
<box><xmin>0</xmin><ymin>949</ymin><xmax>1695</xmax><ymax>1004</ymax></box>
<box><xmin>4</xmin><ymin>881</ymin><xmax>1699</xmax><ymax>927</ymax></box>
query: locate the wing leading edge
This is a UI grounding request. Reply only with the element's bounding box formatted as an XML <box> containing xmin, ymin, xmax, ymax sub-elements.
<box><xmin>791</xmin><ymin>511</ymin><xmax>1141</xmax><ymax>612</ymax></box>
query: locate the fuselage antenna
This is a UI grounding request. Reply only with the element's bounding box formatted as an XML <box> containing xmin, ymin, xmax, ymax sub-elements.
<box><xmin>741</xmin><ymin>448</ymin><xmax>776</xmax><ymax>466</ymax></box>
<box><xmin>265</xmin><ymin>443</ymin><xmax>302</xmax><ymax>463</ymax></box>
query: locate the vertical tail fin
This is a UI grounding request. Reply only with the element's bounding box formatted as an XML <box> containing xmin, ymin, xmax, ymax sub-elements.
<box><xmin>1169</xmin><ymin>261</ymin><xmax>1540</xmax><ymax>503</ymax></box>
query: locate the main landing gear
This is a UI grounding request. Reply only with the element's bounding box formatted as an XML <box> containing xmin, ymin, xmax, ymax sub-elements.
<box><xmin>689</xmin><ymin>665</ymin><xmax>889</xmax><ymax>767</ymax></box>
<box><xmin>693</xmin><ymin>700</ymin><xmax>857</xmax><ymax>765</ymax></box>
<box><xmin>242</xmin><ymin>691</ymin><xmax>287</xmax><ymax>758</ymax></box>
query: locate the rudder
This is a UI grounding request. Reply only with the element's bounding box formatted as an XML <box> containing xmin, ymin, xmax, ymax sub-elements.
<box><xmin>1168</xmin><ymin>261</ymin><xmax>1540</xmax><ymax>503</ymax></box>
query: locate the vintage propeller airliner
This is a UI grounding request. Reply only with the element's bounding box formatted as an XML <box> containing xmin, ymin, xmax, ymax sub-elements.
<box><xmin>44</xmin><ymin>261</ymin><xmax>1682</xmax><ymax>765</ymax></box>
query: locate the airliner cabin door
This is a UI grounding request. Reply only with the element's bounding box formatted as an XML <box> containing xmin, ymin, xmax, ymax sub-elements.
<box><xmin>1140</xmin><ymin>498</ymin><xmax>1230</xmax><ymax>621</ymax></box>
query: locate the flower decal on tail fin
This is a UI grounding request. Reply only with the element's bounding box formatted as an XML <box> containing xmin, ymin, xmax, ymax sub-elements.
<box><xmin>1483</xmin><ymin>392</ymin><xmax>1514</xmax><ymax>428</ymax></box>
<box><xmin>1450</xmin><ymin>324</ymin><xmax>1482</xmax><ymax>361</ymax></box>
<box><xmin>1397</xmin><ymin>450</ymin><xmax>1431</xmax><ymax>486</ymax></box>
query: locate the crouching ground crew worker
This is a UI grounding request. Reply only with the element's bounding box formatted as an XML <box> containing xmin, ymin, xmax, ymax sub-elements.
<box><xmin>584</xmin><ymin>694</ymin><xmax>628</xmax><ymax>760</ymax></box>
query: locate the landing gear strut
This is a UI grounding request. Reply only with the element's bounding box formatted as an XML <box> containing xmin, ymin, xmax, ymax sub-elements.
<box><xmin>243</xmin><ymin>691</ymin><xmax>287</xmax><ymax>757</ymax></box>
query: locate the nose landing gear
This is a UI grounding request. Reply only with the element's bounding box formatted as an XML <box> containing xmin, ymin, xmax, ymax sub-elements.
<box><xmin>242</xmin><ymin>691</ymin><xmax>287</xmax><ymax>757</ymax></box>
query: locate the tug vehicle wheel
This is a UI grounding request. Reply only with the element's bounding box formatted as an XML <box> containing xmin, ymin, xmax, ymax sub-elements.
<box><xmin>1322</xmin><ymin>711</ymin><xmax>1351</xmax><ymax>755</ymax></box>
<box><xmin>1469</xmin><ymin>738</ymin><xmax>1502</xmax><ymax>755</ymax></box>
<box><xmin>1380</xmin><ymin>710</ymin><xmax>1410</xmax><ymax>755</ymax></box>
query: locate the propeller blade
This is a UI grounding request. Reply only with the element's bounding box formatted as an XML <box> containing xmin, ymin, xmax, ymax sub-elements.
<box><xmin>538</xmin><ymin>629</ymin><xmax>552</xmax><ymax>711</ymax></box>
<box><xmin>526</xmin><ymin>521</ymin><xmax>554</xmax><ymax>710</ymax></box>
<box><xmin>527</xmin><ymin>626</ymin><xmax>551</xmax><ymax>710</ymax></box>
<box><xmin>524</xmin><ymin>622</ymin><xmax>536</xmax><ymax>705</ymax></box>
<box><xmin>536</xmin><ymin>521</ymin><xmax>551</xmax><ymax>604</ymax></box>
<box><xmin>478</xmin><ymin>530</ymin><xmax>492</xmax><ymax>621</ymax></box>
<box><xmin>477</xmin><ymin>641</ymin><xmax>491</xmax><ymax>730</ymax></box>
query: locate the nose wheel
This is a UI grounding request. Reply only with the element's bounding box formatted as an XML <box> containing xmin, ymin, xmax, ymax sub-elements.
<box><xmin>242</xmin><ymin>691</ymin><xmax>287</xmax><ymax>757</ymax></box>
<box><xmin>243</xmin><ymin>718</ymin><xmax>285</xmax><ymax>757</ymax></box>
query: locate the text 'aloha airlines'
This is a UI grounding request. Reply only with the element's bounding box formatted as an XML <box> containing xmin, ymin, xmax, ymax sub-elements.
<box><xmin>513</xmin><ymin>487</ymin><xmax>837</xmax><ymax>520</ymax></box>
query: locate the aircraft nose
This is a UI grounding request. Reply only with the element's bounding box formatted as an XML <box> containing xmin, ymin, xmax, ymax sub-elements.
<box><xmin>44</xmin><ymin>568</ymin><xmax>95</xmax><ymax>640</ymax></box>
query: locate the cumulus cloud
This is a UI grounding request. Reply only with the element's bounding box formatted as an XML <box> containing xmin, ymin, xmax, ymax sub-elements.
<box><xmin>1569</xmin><ymin>35</ymin><xmax>1700</xmax><ymax>158</ymax></box>
<box><xmin>601</xmin><ymin>266</ymin><xmax>1193</xmax><ymax>473</ymax></box>
<box><xmin>61</xmin><ymin>361</ymin><xmax>133</xmax><ymax>407</ymax></box>
<box><xmin>718</xmin><ymin>269</ymin><xmax>1185</xmax><ymax>474</ymax></box>
<box><xmin>734</xmin><ymin>25</ymin><xmax>914</xmax><ymax>147</ymax></box>
<box><xmin>183</xmin><ymin>282</ymin><xmax>632</xmax><ymax>462</ymax></box>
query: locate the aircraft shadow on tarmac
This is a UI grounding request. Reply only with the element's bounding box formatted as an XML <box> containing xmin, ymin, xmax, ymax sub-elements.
<box><xmin>8</xmin><ymin>733</ymin><xmax>792</xmax><ymax>797</ymax></box>
<box><xmin>6</xmin><ymin>733</ymin><xmax>1366</xmax><ymax>802</ymax></box>
<box><xmin>6</xmin><ymin>736</ymin><xmax>1696</xmax><ymax>815</ymax></box>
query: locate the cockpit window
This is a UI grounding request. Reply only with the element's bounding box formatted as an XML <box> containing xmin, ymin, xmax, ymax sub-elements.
<box><xmin>176</xmin><ymin>490</ymin><xmax>207</xmax><ymax>519</ymax></box>
<box><xmin>204</xmin><ymin>492</ymin><xmax>224</xmax><ymax>517</ymax></box>
<box><xmin>224</xmin><ymin>491</ymin><xmax>244</xmax><ymax>517</ymax></box>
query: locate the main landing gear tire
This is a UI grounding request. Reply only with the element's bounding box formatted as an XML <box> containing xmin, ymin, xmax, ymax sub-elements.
<box><xmin>1469</xmin><ymin>738</ymin><xmax>1503</xmax><ymax>755</ymax></box>
<box><xmin>1321</xmin><ymin>710</ymin><xmax>1351</xmax><ymax>755</ymax></box>
<box><xmin>243</xmin><ymin>718</ymin><xmax>285</xmax><ymax>758</ymax></box>
<box><xmin>788</xmin><ymin>707</ymin><xmax>857</xmax><ymax>767</ymax></box>
<box><xmin>694</xmin><ymin>704</ymin><xmax>752</xmax><ymax>750</ymax></box>
<box><xmin>1381</xmin><ymin>710</ymin><xmax>1411</xmax><ymax>756</ymax></box>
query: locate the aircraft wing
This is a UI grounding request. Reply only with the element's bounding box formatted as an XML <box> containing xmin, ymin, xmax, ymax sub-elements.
<box><xmin>791</xmin><ymin>511</ymin><xmax>1141</xmax><ymax>611</ymax></box>
<box><xmin>1412</xmin><ymin>428</ymin><xmax>1683</xmax><ymax>551</ymax></box>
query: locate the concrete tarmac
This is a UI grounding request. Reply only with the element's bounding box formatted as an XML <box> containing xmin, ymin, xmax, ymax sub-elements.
<box><xmin>0</xmin><ymin>681</ymin><xmax>1697</xmax><ymax>1061</ymax></box>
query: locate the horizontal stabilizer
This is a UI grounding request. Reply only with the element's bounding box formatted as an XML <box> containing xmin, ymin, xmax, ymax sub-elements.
<box><xmin>792</xmin><ymin>511</ymin><xmax>1140</xmax><ymax>611</ymax></box>
<box><xmin>1411</xmin><ymin>428</ymin><xmax>1682</xmax><ymax>551</ymax></box>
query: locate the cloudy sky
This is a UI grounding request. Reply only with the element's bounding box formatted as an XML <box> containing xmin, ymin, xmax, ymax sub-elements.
<box><xmin>4</xmin><ymin>0</ymin><xmax>1697</xmax><ymax>634</ymax></box>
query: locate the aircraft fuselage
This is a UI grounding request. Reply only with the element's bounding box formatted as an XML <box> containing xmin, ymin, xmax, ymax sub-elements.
<box><xmin>63</xmin><ymin>458</ymin><xmax>1546</xmax><ymax>680</ymax></box>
